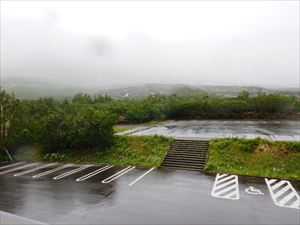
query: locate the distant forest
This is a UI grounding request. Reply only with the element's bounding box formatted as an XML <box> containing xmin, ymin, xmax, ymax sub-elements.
<box><xmin>1</xmin><ymin>89</ymin><xmax>300</xmax><ymax>156</ymax></box>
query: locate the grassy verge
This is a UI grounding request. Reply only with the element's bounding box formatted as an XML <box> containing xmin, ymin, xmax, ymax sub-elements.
<box><xmin>113</xmin><ymin>120</ymin><xmax>163</xmax><ymax>133</ymax></box>
<box><xmin>80</xmin><ymin>135</ymin><xmax>172</xmax><ymax>166</ymax></box>
<box><xmin>205</xmin><ymin>138</ymin><xmax>300</xmax><ymax>180</ymax></box>
<box><xmin>113</xmin><ymin>125</ymin><xmax>134</xmax><ymax>133</ymax></box>
<box><xmin>13</xmin><ymin>135</ymin><xmax>172</xmax><ymax>167</ymax></box>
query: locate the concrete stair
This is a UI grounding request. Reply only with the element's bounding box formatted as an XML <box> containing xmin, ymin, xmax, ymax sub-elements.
<box><xmin>161</xmin><ymin>139</ymin><xmax>209</xmax><ymax>172</ymax></box>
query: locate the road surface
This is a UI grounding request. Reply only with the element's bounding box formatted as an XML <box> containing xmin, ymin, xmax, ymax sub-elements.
<box><xmin>0</xmin><ymin>161</ymin><xmax>299</xmax><ymax>224</ymax></box>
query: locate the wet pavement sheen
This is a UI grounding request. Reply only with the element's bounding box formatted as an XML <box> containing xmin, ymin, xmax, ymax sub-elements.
<box><xmin>0</xmin><ymin>162</ymin><xmax>299</xmax><ymax>224</ymax></box>
<box><xmin>124</xmin><ymin>120</ymin><xmax>300</xmax><ymax>141</ymax></box>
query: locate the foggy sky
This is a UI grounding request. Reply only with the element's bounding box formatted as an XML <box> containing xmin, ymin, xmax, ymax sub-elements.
<box><xmin>1</xmin><ymin>1</ymin><xmax>299</xmax><ymax>88</ymax></box>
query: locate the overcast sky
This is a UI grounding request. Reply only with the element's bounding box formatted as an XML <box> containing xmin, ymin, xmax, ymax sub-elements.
<box><xmin>1</xmin><ymin>1</ymin><xmax>299</xmax><ymax>88</ymax></box>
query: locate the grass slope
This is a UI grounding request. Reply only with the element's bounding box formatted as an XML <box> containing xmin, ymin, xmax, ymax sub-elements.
<box><xmin>79</xmin><ymin>135</ymin><xmax>172</xmax><ymax>166</ymax></box>
<box><xmin>10</xmin><ymin>135</ymin><xmax>172</xmax><ymax>167</ymax></box>
<box><xmin>205</xmin><ymin>138</ymin><xmax>300</xmax><ymax>180</ymax></box>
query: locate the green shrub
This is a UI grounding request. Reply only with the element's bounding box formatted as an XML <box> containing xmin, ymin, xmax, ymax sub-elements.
<box><xmin>43</xmin><ymin>153</ymin><xmax>66</xmax><ymax>162</ymax></box>
<box><xmin>285</xmin><ymin>142</ymin><xmax>300</xmax><ymax>152</ymax></box>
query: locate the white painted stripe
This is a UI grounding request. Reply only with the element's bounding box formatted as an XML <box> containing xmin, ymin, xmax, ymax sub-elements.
<box><xmin>214</xmin><ymin>179</ymin><xmax>236</xmax><ymax>191</ymax></box>
<box><xmin>129</xmin><ymin>167</ymin><xmax>155</xmax><ymax>186</ymax></box>
<box><xmin>273</xmin><ymin>185</ymin><xmax>291</xmax><ymax>199</ymax></box>
<box><xmin>102</xmin><ymin>166</ymin><xmax>136</xmax><ymax>184</ymax></box>
<box><xmin>53</xmin><ymin>165</ymin><xmax>92</xmax><ymax>180</ymax></box>
<box><xmin>211</xmin><ymin>173</ymin><xmax>239</xmax><ymax>200</ymax></box>
<box><xmin>214</xmin><ymin>184</ymin><xmax>236</xmax><ymax>196</ymax></box>
<box><xmin>216</xmin><ymin>175</ymin><xmax>235</xmax><ymax>184</ymax></box>
<box><xmin>0</xmin><ymin>162</ymin><xmax>25</xmax><ymax>170</ymax></box>
<box><xmin>33</xmin><ymin>164</ymin><xmax>74</xmax><ymax>178</ymax></box>
<box><xmin>14</xmin><ymin>163</ymin><xmax>57</xmax><ymax>176</ymax></box>
<box><xmin>270</xmin><ymin>135</ymin><xmax>280</xmax><ymax>141</ymax></box>
<box><xmin>268</xmin><ymin>179</ymin><xmax>277</xmax><ymax>185</ymax></box>
<box><xmin>270</xmin><ymin>180</ymin><xmax>286</xmax><ymax>191</ymax></box>
<box><xmin>76</xmin><ymin>165</ymin><xmax>113</xmax><ymax>182</ymax></box>
<box><xmin>0</xmin><ymin>163</ymin><xmax>40</xmax><ymax>175</ymax></box>
<box><xmin>217</xmin><ymin>173</ymin><xmax>229</xmax><ymax>179</ymax></box>
<box><xmin>274</xmin><ymin>135</ymin><xmax>280</xmax><ymax>140</ymax></box>
<box><xmin>270</xmin><ymin>135</ymin><xmax>276</xmax><ymax>140</ymax></box>
<box><xmin>226</xmin><ymin>191</ymin><xmax>238</xmax><ymax>199</ymax></box>
<box><xmin>290</xmin><ymin>201</ymin><xmax>300</xmax><ymax>208</ymax></box>
<box><xmin>278</xmin><ymin>192</ymin><xmax>297</xmax><ymax>205</ymax></box>
<box><xmin>265</xmin><ymin>178</ymin><xmax>300</xmax><ymax>209</ymax></box>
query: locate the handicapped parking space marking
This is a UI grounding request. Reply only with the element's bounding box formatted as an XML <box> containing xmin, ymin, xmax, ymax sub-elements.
<box><xmin>53</xmin><ymin>165</ymin><xmax>93</xmax><ymax>180</ymax></box>
<box><xmin>211</xmin><ymin>173</ymin><xmax>239</xmax><ymax>200</ymax></box>
<box><xmin>33</xmin><ymin>164</ymin><xmax>74</xmax><ymax>178</ymax></box>
<box><xmin>0</xmin><ymin>162</ymin><xmax>25</xmax><ymax>170</ymax></box>
<box><xmin>265</xmin><ymin>178</ymin><xmax>300</xmax><ymax>209</ymax></box>
<box><xmin>129</xmin><ymin>167</ymin><xmax>156</xmax><ymax>186</ymax></box>
<box><xmin>0</xmin><ymin>162</ymin><xmax>40</xmax><ymax>175</ymax></box>
<box><xmin>14</xmin><ymin>163</ymin><xmax>57</xmax><ymax>176</ymax></box>
<box><xmin>245</xmin><ymin>186</ymin><xmax>264</xmax><ymax>195</ymax></box>
<box><xmin>102</xmin><ymin>166</ymin><xmax>136</xmax><ymax>184</ymax></box>
<box><xmin>76</xmin><ymin>165</ymin><xmax>114</xmax><ymax>182</ymax></box>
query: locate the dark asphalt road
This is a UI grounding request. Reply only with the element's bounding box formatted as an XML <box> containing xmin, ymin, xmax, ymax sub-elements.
<box><xmin>0</xmin><ymin>162</ymin><xmax>299</xmax><ymax>225</ymax></box>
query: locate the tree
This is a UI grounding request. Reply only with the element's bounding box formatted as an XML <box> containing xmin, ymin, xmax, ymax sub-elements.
<box><xmin>0</xmin><ymin>90</ymin><xmax>18</xmax><ymax>155</ymax></box>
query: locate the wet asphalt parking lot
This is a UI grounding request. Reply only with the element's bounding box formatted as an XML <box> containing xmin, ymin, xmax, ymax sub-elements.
<box><xmin>0</xmin><ymin>161</ymin><xmax>299</xmax><ymax>225</ymax></box>
<box><xmin>120</xmin><ymin>120</ymin><xmax>300</xmax><ymax>141</ymax></box>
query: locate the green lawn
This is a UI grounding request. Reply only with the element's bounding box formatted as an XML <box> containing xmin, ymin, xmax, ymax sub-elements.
<box><xmin>205</xmin><ymin>138</ymin><xmax>300</xmax><ymax>180</ymax></box>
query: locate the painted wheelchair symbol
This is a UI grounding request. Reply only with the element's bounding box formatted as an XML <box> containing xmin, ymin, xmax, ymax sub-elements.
<box><xmin>245</xmin><ymin>186</ymin><xmax>264</xmax><ymax>195</ymax></box>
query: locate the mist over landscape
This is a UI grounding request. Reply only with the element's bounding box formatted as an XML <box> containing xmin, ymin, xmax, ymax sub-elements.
<box><xmin>1</xmin><ymin>2</ymin><xmax>300</xmax><ymax>223</ymax></box>
<box><xmin>1</xmin><ymin>1</ymin><xmax>299</xmax><ymax>99</ymax></box>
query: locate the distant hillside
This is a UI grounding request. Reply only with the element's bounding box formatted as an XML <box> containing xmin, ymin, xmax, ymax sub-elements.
<box><xmin>1</xmin><ymin>77</ymin><xmax>299</xmax><ymax>99</ymax></box>
<box><xmin>98</xmin><ymin>83</ymin><xmax>273</xmax><ymax>98</ymax></box>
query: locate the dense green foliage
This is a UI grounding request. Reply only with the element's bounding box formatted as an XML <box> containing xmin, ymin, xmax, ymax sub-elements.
<box><xmin>69</xmin><ymin>91</ymin><xmax>299</xmax><ymax>123</ymax></box>
<box><xmin>0</xmin><ymin>91</ymin><xmax>116</xmax><ymax>159</ymax></box>
<box><xmin>206</xmin><ymin>138</ymin><xmax>300</xmax><ymax>180</ymax></box>
<box><xmin>0</xmin><ymin>90</ymin><xmax>19</xmax><ymax>160</ymax></box>
<box><xmin>11</xmin><ymin>135</ymin><xmax>172</xmax><ymax>167</ymax></box>
<box><xmin>1</xmin><ymin>89</ymin><xmax>299</xmax><ymax>160</ymax></box>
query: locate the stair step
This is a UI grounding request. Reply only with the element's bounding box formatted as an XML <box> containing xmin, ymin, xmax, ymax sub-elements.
<box><xmin>173</xmin><ymin>146</ymin><xmax>208</xmax><ymax>148</ymax></box>
<box><xmin>161</xmin><ymin>139</ymin><xmax>209</xmax><ymax>171</ymax></box>
<box><xmin>168</xmin><ymin>150</ymin><xmax>208</xmax><ymax>153</ymax></box>
<box><xmin>162</xmin><ymin>162</ymin><xmax>206</xmax><ymax>167</ymax></box>
<box><xmin>165</xmin><ymin>155</ymin><xmax>206</xmax><ymax>161</ymax></box>
<box><xmin>162</xmin><ymin>167</ymin><xmax>203</xmax><ymax>172</ymax></box>
<box><xmin>166</xmin><ymin>153</ymin><xmax>207</xmax><ymax>156</ymax></box>
<box><xmin>162</xmin><ymin>164</ymin><xmax>205</xmax><ymax>170</ymax></box>
<box><xmin>163</xmin><ymin>158</ymin><xmax>206</xmax><ymax>162</ymax></box>
<box><xmin>167</xmin><ymin>153</ymin><xmax>207</xmax><ymax>156</ymax></box>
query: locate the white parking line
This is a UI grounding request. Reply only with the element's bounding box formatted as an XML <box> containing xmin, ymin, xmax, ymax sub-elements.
<box><xmin>53</xmin><ymin>165</ymin><xmax>92</xmax><ymax>180</ymax></box>
<box><xmin>76</xmin><ymin>165</ymin><xmax>113</xmax><ymax>182</ymax></box>
<box><xmin>211</xmin><ymin>173</ymin><xmax>239</xmax><ymax>200</ymax></box>
<box><xmin>265</xmin><ymin>178</ymin><xmax>300</xmax><ymax>209</ymax></box>
<box><xmin>0</xmin><ymin>162</ymin><xmax>25</xmax><ymax>170</ymax></box>
<box><xmin>273</xmin><ymin>135</ymin><xmax>280</xmax><ymax>140</ymax></box>
<box><xmin>129</xmin><ymin>167</ymin><xmax>155</xmax><ymax>186</ymax></box>
<box><xmin>102</xmin><ymin>166</ymin><xmax>136</xmax><ymax>184</ymax></box>
<box><xmin>14</xmin><ymin>163</ymin><xmax>57</xmax><ymax>176</ymax></box>
<box><xmin>0</xmin><ymin>163</ymin><xmax>40</xmax><ymax>175</ymax></box>
<box><xmin>33</xmin><ymin>164</ymin><xmax>74</xmax><ymax>178</ymax></box>
<box><xmin>270</xmin><ymin>135</ymin><xmax>280</xmax><ymax>141</ymax></box>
